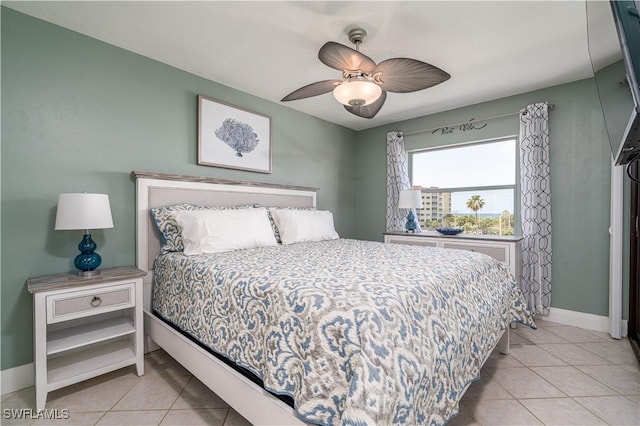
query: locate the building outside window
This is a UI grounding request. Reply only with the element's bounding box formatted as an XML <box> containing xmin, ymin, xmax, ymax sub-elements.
<box><xmin>410</xmin><ymin>138</ymin><xmax>518</xmax><ymax>236</ymax></box>
<box><xmin>417</xmin><ymin>190</ymin><xmax>451</xmax><ymax>225</ymax></box>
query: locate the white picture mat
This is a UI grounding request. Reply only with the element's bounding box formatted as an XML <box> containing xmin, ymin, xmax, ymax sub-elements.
<box><xmin>198</xmin><ymin>95</ymin><xmax>271</xmax><ymax>173</ymax></box>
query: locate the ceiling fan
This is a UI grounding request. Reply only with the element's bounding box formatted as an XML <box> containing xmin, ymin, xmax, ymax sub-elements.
<box><xmin>281</xmin><ymin>28</ymin><xmax>450</xmax><ymax>119</ymax></box>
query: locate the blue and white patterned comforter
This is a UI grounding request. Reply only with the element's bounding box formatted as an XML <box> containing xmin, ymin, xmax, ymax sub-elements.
<box><xmin>153</xmin><ymin>239</ymin><xmax>534</xmax><ymax>425</ymax></box>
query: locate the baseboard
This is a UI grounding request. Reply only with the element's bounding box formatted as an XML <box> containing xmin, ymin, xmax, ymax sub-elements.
<box><xmin>0</xmin><ymin>362</ymin><xmax>34</xmax><ymax>396</ymax></box>
<box><xmin>545</xmin><ymin>307</ymin><xmax>628</xmax><ymax>337</ymax></box>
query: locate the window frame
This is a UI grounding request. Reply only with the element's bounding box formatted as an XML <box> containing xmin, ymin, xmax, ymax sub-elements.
<box><xmin>408</xmin><ymin>136</ymin><xmax>521</xmax><ymax>236</ymax></box>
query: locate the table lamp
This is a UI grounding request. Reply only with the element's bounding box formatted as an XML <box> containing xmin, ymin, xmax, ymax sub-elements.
<box><xmin>55</xmin><ymin>193</ymin><xmax>114</xmax><ymax>276</ymax></box>
<box><xmin>398</xmin><ymin>189</ymin><xmax>423</xmax><ymax>233</ymax></box>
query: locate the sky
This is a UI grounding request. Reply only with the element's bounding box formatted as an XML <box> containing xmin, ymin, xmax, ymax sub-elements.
<box><xmin>412</xmin><ymin>139</ymin><xmax>516</xmax><ymax>214</ymax></box>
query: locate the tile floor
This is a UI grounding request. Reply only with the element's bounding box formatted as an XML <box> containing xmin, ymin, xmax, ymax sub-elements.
<box><xmin>1</xmin><ymin>319</ymin><xmax>639</xmax><ymax>425</ymax></box>
<box><xmin>450</xmin><ymin>319</ymin><xmax>639</xmax><ymax>426</ymax></box>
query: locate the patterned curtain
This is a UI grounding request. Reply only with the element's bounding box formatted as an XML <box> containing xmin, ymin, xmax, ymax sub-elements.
<box><xmin>519</xmin><ymin>103</ymin><xmax>552</xmax><ymax>316</ymax></box>
<box><xmin>386</xmin><ymin>131</ymin><xmax>422</xmax><ymax>232</ymax></box>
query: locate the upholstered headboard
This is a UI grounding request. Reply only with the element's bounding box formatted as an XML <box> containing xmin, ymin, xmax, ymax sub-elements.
<box><xmin>133</xmin><ymin>171</ymin><xmax>317</xmax><ymax>310</ymax></box>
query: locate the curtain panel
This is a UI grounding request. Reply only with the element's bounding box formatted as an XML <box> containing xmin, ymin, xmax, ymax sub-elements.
<box><xmin>386</xmin><ymin>131</ymin><xmax>421</xmax><ymax>232</ymax></box>
<box><xmin>519</xmin><ymin>103</ymin><xmax>552</xmax><ymax>316</ymax></box>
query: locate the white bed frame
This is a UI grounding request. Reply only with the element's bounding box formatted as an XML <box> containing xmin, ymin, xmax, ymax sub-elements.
<box><xmin>134</xmin><ymin>171</ymin><xmax>509</xmax><ymax>426</ymax></box>
<box><xmin>135</xmin><ymin>171</ymin><xmax>316</xmax><ymax>425</ymax></box>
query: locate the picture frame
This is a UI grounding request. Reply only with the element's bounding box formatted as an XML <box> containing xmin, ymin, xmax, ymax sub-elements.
<box><xmin>197</xmin><ymin>95</ymin><xmax>272</xmax><ymax>173</ymax></box>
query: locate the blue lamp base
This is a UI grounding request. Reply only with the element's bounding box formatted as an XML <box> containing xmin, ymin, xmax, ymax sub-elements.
<box><xmin>404</xmin><ymin>210</ymin><xmax>418</xmax><ymax>233</ymax></box>
<box><xmin>74</xmin><ymin>234</ymin><xmax>102</xmax><ymax>277</ymax></box>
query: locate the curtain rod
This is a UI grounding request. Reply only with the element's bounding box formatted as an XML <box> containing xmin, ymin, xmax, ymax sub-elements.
<box><xmin>401</xmin><ymin>103</ymin><xmax>554</xmax><ymax>137</ymax></box>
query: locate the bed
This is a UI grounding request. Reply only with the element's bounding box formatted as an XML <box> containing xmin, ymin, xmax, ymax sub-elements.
<box><xmin>134</xmin><ymin>171</ymin><xmax>535</xmax><ymax>426</ymax></box>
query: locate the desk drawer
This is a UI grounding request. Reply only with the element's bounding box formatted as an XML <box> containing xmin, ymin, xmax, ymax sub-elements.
<box><xmin>47</xmin><ymin>283</ymin><xmax>135</xmax><ymax>323</ymax></box>
<box><xmin>384</xmin><ymin>235</ymin><xmax>439</xmax><ymax>247</ymax></box>
<box><xmin>441</xmin><ymin>241</ymin><xmax>509</xmax><ymax>263</ymax></box>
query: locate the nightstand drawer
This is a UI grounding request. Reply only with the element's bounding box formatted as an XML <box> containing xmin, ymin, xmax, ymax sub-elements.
<box><xmin>47</xmin><ymin>283</ymin><xmax>135</xmax><ymax>324</ymax></box>
<box><xmin>384</xmin><ymin>235</ymin><xmax>439</xmax><ymax>247</ymax></box>
<box><xmin>441</xmin><ymin>241</ymin><xmax>509</xmax><ymax>263</ymax></box>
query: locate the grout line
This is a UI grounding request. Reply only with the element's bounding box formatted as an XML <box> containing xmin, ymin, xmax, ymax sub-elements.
<box><xmin>104</xmin><ymin>376</ymin><xmax>140</xmax><ymax>413</ymax></box>
<box><xmin>514</xmin><ymin>398</ymin><xmax>547</xmax><ymax>426</ymax></box>
<box><xmin>91</xmin><ymin>411</ymin><xmax>108</xmax><ymax>426</ymax></box>
<box><xmin>572</xmin><ymin>395</ymin><xmax>619</xmax><ymax>425</ymax></box>
<box><xmin>157</xmin><ymin>408</ymin><xmax>170</xmax><ymax>426</ymax></box>
<box><xmin>221</xmin><ymin>407</ymin><xmax>231</xmax><ymax>426</ymax></box>
<box><xmin>169</xmin><ymin>375</ymin><xmax>194</xmax><ymax>410</ymax></box>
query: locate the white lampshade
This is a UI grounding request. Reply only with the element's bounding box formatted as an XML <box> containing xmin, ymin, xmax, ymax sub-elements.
<box><xmin>333</xmin><ymin>79</ymin><xmax>382</xmax><ymax>107</ymax></box>
<box><xmin>398</xmin><ymin>190</ymin><xmax>423</xmax><ymax>209</ymax></box>
<box><xmin>55</xmin><ymin>193</ymin><xmax>114</xmax><ymax>231</ymax></box>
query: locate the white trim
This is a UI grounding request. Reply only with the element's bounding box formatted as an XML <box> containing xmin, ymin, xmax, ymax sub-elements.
<box><xmin>609</xmin><ymin>162</ymin><xmax>624</xmax><ymax>339</ymax></box>
<box><xmin>145</xmin><ymin>312</ymin><xmax>305</xmax><ymax>425</ymax></box>
<box><xmin>545</xmin><ymin>307</ymin><xmax>627</xmax><ymax>337</ymax></box>
<box><xmin>1</xmin><ymin>362</ymin><xmax>34</xmax><ymax>395</ymax></box>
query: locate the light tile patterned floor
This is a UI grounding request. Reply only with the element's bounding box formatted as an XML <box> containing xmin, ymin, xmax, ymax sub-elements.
<box><xmin>2</xmin><ymin>320</ymin><xmax>639</xmax><ymax>425</ymax></box>
<box><xmin>450</xmin><ymin>319</ymin><xmax>640</xmax><ymax>426</ymax></box>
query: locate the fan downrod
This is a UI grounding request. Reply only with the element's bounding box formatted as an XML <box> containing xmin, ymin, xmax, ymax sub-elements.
<box><xmin>348</xmin><ymin>28</ymin><xmax>367</xmax><ymax>46</ymax></box>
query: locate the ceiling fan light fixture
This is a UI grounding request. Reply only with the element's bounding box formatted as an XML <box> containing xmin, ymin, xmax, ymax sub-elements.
<box><xmin>281</xmin><ymin>27</ymin><xmax>450</xmax><ymax>118</ymax></box>
<box><xmin>333</xmin><ymin>78</ymin><xmax>382</xmax><ymax>107</ymax></box>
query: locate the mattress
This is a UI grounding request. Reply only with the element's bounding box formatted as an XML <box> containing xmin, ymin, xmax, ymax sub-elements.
<box><xmin>152</xmin><ymin>238</ymin><xmax>534</xmax><ymax>425</ymax></box>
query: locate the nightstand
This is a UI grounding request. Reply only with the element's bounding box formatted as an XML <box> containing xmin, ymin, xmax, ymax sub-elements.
<box><xmin>27</xmin><ymin>266</ymin><xmax>146</xmax><ymax>411</ymax></box>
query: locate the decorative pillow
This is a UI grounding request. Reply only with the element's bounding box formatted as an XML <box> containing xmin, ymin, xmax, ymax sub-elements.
<box><xmin>266</xmin><ymin>207</ymin><xmax>316</xmax><ymax>243</ymax></box>
<box><xmin>269</xmin><ymin>209</ymin><xmax>339</xmax><ymax>245</ymax></box>
<box><xmin>173</xmin><ymin>208</ymin><xmax>278</xmax><ymax>255</ymax></box>
<box><xmin>150</xmin><ymin>203</ymin><xmax>257</xmax><ymax>253</ymax></box>
<box><xmin>150</xmin><ymin>203</ymin><xmax>209</xmax><ymax>253</ymax></box>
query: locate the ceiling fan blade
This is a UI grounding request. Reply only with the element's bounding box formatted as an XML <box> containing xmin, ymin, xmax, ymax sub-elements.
<box><xmin>373</xmin><ymin>58</ymin><xmax>450</xmax><ymax>93</ymax></box>
<box><xmin>281</xmin><ymin>80</ymin><xmax>342</xmax><ymax>102</ymax></box>
<box><xmin>318</xmin><ymin>42</ymin><xmax>376</xmax><ymax>73</ymax></box>
<box><xmin>344</xmin><ymin>90</ymin><xmax>387</xmax><ymax>119</ymax></box>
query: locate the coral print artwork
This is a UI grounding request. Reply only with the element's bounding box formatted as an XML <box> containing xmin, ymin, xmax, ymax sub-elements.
<box><xmin>215</xmin><ymin>118</ymin><xmax>259</xmax><ymax>157</ymax></box>
<box><xmin>198</xmin><ymin>95</ymin><xmax>272</xmax><ymax>173</ymax></box>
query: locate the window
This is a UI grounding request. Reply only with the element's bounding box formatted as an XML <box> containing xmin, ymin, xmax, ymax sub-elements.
<box><xmin>410</xmin><ymin>138</ymin><xmax>518</xmax><ymax>236</ymax></box>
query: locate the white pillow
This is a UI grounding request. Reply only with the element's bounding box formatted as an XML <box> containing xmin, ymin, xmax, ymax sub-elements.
<box><xmin>269</xmin><ymin>209</ymin><xmax>339</xmax><ymax>245</ymax></box>
<box><xmin>173</xmin><ymin>208</ymin><xmax>278</xmax><ymax>255</ymax></box>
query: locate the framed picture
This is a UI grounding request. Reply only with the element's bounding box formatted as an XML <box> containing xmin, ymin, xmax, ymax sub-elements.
<box><xmin>197</xmin><ymin>95</ymin><xmax>272</xmax><ymax>173</ymax></box>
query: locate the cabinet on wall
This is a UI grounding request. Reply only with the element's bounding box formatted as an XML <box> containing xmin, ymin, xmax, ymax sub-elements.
<box><xmin>384</xmin><ymin>232</ymin><xmax>522</xmax><ymax>284</ymax></box>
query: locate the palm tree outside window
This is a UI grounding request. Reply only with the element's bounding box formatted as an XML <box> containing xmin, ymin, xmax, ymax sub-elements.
<box><xmin>466</xmin><ymin>195</ymin><xmax>486</xmax><ymax>234</ymax></box>
<box><xmin>409</xmin><ymin>137</ymin><xmax>518</xmax><ymax>236</ymax></box>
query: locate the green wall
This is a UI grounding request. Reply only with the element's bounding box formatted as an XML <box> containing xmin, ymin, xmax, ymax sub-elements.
<box><xmin>1</xmin><ymin>8</ymin><xmax>356</xmax><ymax>370</ymax></box>
<box><xmin>354</xmin><ymin>78</ymin><xmax>614</xmax><ymax>318</ymax></box>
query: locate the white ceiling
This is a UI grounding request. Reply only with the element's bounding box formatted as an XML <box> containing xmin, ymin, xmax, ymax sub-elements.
<box><xmin>4</xmin><ymin>1</ymin><xmax>622</xmax><ymax>131</ymax></box>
